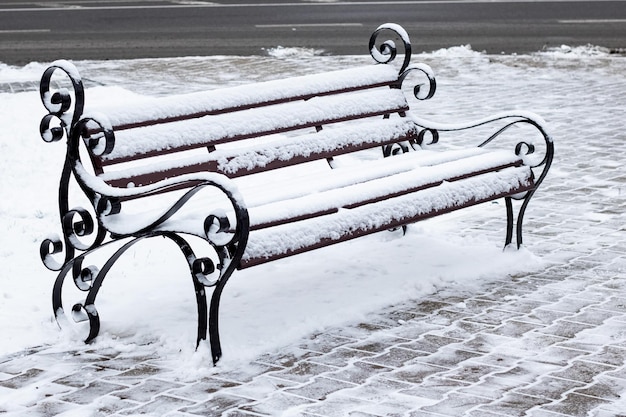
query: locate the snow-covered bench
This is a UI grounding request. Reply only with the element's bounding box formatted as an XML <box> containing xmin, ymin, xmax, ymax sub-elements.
<box><xmin>38</xmin><ymin>23</ymin><xmax>553</xmax><ymax>364</ymax></box>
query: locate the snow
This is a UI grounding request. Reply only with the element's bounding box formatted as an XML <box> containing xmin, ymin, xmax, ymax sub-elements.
<box><xmin>1</xmin><ymin>43</ymin><xmax>620</xmax><ymax>386</ymax></box>
<box><xmin>88</xmin><ymin>64</ymin><xmax>399</xmax><ymax>130</ymax></box>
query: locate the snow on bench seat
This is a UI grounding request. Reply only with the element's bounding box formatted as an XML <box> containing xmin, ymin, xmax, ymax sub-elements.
<box><xmin>98</xmin><ymin>148</ymin><xmax>533</xmax><ymax>249</ymax></box>
<box><xmin>241</xmin><ymin>165</ymin><xmax>533</xmax><ymax>267</ymax></box>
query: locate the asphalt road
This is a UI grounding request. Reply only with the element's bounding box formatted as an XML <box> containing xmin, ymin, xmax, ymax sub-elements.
<box><xmin>0</xmin><ymin>0</ymin><xmax>625</xmax><ymax>64</ymax></box>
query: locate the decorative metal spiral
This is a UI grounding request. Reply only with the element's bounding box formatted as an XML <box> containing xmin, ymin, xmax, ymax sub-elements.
<box><xmin>369</xmin><ymin>23</ymin><xmax>412</xmax><ymax>73</ymax></box>
<box><xmin>39</xmin><ymin>60</ymin><xmax>84</xmax><ymax>142</ymax></box>
<box><xmin>397</xmin><ymin>64</ymin><xmax>437</xmax><ymax>101</ymax></box>
<box><xmin>71</xmin><ymin>114</ymin><xmax>116</xmax><ymax>159</ymax></box>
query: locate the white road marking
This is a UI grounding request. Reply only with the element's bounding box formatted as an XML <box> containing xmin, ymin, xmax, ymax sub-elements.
<box><xmin>0</xmin><ymin>29</ymin><xmax>51</xmax><ymax>33</ymax></box>
<box><xmin>559</xmin><ymin>19</ymin><xmax>626</xmax><ymax>23</ymax></box>
<box><xmin>256</xmin><ymin>23</ymin><xmax>364</xmax><ymax>28</ymax></box>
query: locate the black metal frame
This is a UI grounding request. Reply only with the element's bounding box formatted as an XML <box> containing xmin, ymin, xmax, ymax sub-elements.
<box><xmin>39</xmin><ymin>61</ymin><xmax>249</xmax><ymax>364</ymax></box>
<box><xmin>38</xmin><ymin>24</ymin><xmax>553</xmax><ymax>365</ymax></box>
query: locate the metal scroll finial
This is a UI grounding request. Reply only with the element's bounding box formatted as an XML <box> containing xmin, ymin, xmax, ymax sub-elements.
<box><xmin>369</xmin><ymin>23</ymin><xmax>412</xmax><ymax>73</ymax></box>
<box><xmin>39</xmin><ymin>60</ymin><xmax>85</xmax><ymax>142</ymax></box>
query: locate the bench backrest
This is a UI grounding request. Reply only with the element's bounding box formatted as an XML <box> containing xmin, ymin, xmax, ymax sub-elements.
<box><xmin>39</xmin><ymin>24</ymin><xmax>436</xmax><ymax>204</ymax></box>
<box><xmin>81</xmin><ymin>65</ymin><xmax>419</xmax><ymax>195</ymax></box>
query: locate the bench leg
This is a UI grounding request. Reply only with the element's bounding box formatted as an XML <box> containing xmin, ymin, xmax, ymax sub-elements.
<box><xmin>208</xmin><ymin>278</ymin><xmax>228</xmax><ymax>365</ymax></box>
<box><xmin>52</xmin><ymin>237</ymin><xmax>144</xmax><ymax>344</ymax></box>
<box><xmin>51</xmin><ymin>233</ymin><xmax>213</xmax><ymax>354</ymax></box>
<box><xmin>504</xmin><ymin>194</ymin><xmax>533</xmax><ymax>249</ymax></box>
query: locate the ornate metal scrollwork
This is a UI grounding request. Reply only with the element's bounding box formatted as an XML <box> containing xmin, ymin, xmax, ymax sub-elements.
<box><xmin>372</xmin><ymin>24</ymin><xmax>438</xmax><ymax>162</ymax></box>
<box><xmin>397</xmin><ymin>63</ymin><xmax>437</xmax><ymax>101</ymax></box>
<box><xmin>39</xmin><ymin>60</ymin><xmax>84</xmax><ymax>140</ymax></box>
<box><xmin>369</xmin><ymin>23</ymin><xmax>412</xmax><ymax>73</ymax></box>
<box><xmin>38</xmin><ymin>63</ymin><xmax>107</xmax><ymax>272</ymax></box>
<box><xmin>414</xmin><ymin>113</ymin><xmax>554</xmax><ymax>248</ymax></box>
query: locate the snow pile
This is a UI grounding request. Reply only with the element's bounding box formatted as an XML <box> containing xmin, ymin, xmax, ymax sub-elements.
<box><xmin>537</xmin><ymin>44</ymin><xmax>615</xmax><ymax>58</ymax></box>
<box><xmin>265</xmin><ymin>46</ymin><xmax>325</xmax><ymax>58</ymax></box>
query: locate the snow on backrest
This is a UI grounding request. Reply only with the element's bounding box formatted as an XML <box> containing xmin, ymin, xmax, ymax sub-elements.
<box><xmin>87</xmin><ymin>65</ymin><xmax>401</xmax><ymax>129</ymax></box>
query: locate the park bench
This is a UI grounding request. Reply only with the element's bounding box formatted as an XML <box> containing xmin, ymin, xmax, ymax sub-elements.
<box><xmin>38</xmin><ymin>23</ymin><xmax>553</xmax><ymax>364</ymax></box>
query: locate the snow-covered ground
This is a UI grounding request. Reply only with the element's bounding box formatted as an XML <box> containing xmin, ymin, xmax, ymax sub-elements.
<box><xmin>1</xmin><ymin>43</ymin><xmax>625</xmax><ymax>416</ymax></box>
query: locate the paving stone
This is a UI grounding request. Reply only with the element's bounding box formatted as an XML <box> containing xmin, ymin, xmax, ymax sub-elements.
<box><xmin>411</xmin><ymin>347</ymin><xmax>482</xmax><ymax>368</ymax></box>
<box><xmin>298</xmin><ymin>332</ymin><xmax>357</xmax><ymax>354</ymax></box>
<box><xmin>399</xmin><ymin>376</ymin><xmax>469</xmax><ymax>401</ymax></box>
<box><xmin>0</xmin><ymin>368</ymin><xmax>46</xmax><ymax>389</ymax></box>
<box><xmin>361</xmin><ymin>347</ymin><xmax>428</xmax><ymax>368</ymax></box>
<box><xmin>445</xmin><ymin>298</ymin><xmax>501</xmax><ymax>315</ymax></box>
<box><xmin>256</xmin><ymin>347</ymin><xmax>321</xmax><ymax>368</ymax></box>
<box><xmin>597</xmin><ymin>297</ymin><xmax>626</xmax><ymax>314</ymax></box>
<box><xmin>308</xmin><ymin>347</ymin><xmax>376</xmax><ymax>367</ymax></box>
<box><xmin>53</xmin><ymin>365</ymin><xmax>121</xmax><ymax>388</ymax></box>
<box><xmin>583</xmin><ymin>345</ymin><xmax>626</xmax><ymax>367</ymax></box>
<box><xmin>529</xmin><ymin>345</ymin><xmax>588</xmax><ymax>367</ymax></box>
<box><xmin>459</xmin><ymin>333</ymin><xmax>518</xmax><ymax>354</ymax></box>
<box><xmin>537</xmin><ymin>320</ymin><xmax>598</xmax><ymax>339</ymax></box>
<box><xmin>223</xmin><ymin>375</ymin><xmax>297</xmax><ymax>401</ymax></box>
<box><xmin>240</xmin><ymin>391</ymin><xmax>315</xmax><ymax>415</ymax></box>
<box><xmin>520</xmin><ymin>308</ymin><xmax>571</xmax><ymax>326</ymax></box>
<box><xmin>284</xmin><ymin>376</ymin><xmax>356</xmax><ymax>400</ymax></box>
<box><xmin>574</xmin><ymin>375</ymin><xmax>626</xmax><ymax>401</ymax></box>
<box><xmin>182</xmin><ymin>393</ymin><xmax>253</xmax><ymax>415</ymax></box>
<box><xmin>465</xmin><ymin>308</ymin><xmax>523</xmax><ymax>326</ymax></box>
<box><xmin>486</xmin><ymin>319</ymin><xmax>545</xmax><ymax>338</ymax></box>
<box><xmin>325</xmin><ymin>361</ymin><xmax>393</xmax><ymax>385</ymax></box>
<box><xmin>222</xmin><ymin>409</ymin><xmax>267</xmax><ymax>417</ymax></box>
<box><xmin>399</xmin><ymin>334</ymin><xmax>462</xmax><ymax>354</ymax></box>
<box><xmin>386</xmin><ymin>362</ymin><xmax>449</xmax><ymax>384</ymax></box>
<box><xmin>550</xmin><ymin>360</ymin><xmax>617</xmax><ymax>384</ymax></box>
<box><xmin>20</xmin><ymin>399</ymin><xmax>75</xmax><ymax>417</ymax></box>
<box><xmin>112</xmin><ymin>378</ymin><xmax>185</xmax><ymax>402</ymax></box>
<box><xmin>568</xmin><ymin>307</ymin><xmax>621</xmax><ymax>326</ymax></box>
<box><xmin>89</xmin><ymin>395</ymin><xmax>139</xmax><ymax>416</ymax></box>
<box><xmin>430</xmin><ymin>320</ymin><xmax>493</xmax><ymax>340</ymax></box>
<box><xmin>385</xmin><ymin>321</ymin><xmax>444</xmax><ymax>340</ymax></box>
<box><xmin>539</xmin><ymin>392</ymin><xmax>611</xmax><ymax>416</ymax></box>
<box><xmin>493</xmin><ymin>361</ymin><xmax>562</xmax><ymax>385</ymax></box>
<box><xmin>120</xmin><ymin>394</ymin><xmax>197</xmax><ymax>415</ymax></box>
<box><xmin>216</xmin><ymin>362</ymin><xmax>283</xmax><ymax>384</ymax></box>
<box><xmin>471</xmin><ymin>352</ymin><xmax>521</xmax><ymax>369</ymax></box>
<box><xmin>477</xmin><ymin>392</ymin><xmax>552</xmax><ymax>417</ymax></box>
<box><xmin>61</xmin><ymin>380</ymin><xmax>129</xmax><ymax>405</ymax></box>
<box><xmin>269</xmin><ymin>361</ymin><xmax>338</xmax><ymax>383</ymax></box>
<box><xmin>296</xmin><ymin>395</ymin><xmax>375</xmax><ymax>416</ymax></box>
<box><xmin>440</xmin><ymin>361</ymin><xmax>503</xmax><ymax>384</ymax></box>
<box><xmin>355</xmin><ymin>393</ymin><xmax>438</xmax><ymax>417</ymax></box>
<box><xmin>103</xmin><ymin>363</ymin><xmax>166</xmax><ymax>385</ymax></box>
<box><xmin>346</xmin><ymin>335</ymin><xmax>412</xmax><ymax>354</ymax></box>
<box><xmin>514</xmin><ymin>376</ymin><xmax>586</xmax><ymax>401</ymax></box>
<box><xmin>340</xmin><ymin>376</ymin><xmax>412</xmax><ymax>402</ymax></box>
<box><xmin>419</xmin><ymin>392</ymin><xmax>494</xmax><ymax>416</ymax></box>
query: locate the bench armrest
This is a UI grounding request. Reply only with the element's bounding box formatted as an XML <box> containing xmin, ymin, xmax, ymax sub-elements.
<box><xmin>411</xmin><ymin>111</ymin><xmax>554</xmax><ymax>188</ymax></box>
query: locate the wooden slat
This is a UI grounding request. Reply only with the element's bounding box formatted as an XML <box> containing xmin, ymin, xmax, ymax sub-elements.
<box><xmin>239</xmin><ymin>167</ymin><xmax>535</xmax><ymax>269</ymax></box>
<box><xmin>99</xmin><ymin>118</ymin><xmax>419</xmax><ymax>188</ymax></box>
<box><xmin>98</xmin><ymin>88</ymin><xmax>409</xmax><ymax>164</ymax></box>
<box><xmin>247</xmin><ymin>159</ymin><xmax>527</xmax><ymax>231</ymax></box>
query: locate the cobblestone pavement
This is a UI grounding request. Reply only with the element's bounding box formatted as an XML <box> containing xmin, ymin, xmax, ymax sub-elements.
<box><xmin>1</xmin><ymin>53</ymin><xmax>626</xmax><ymax>416</ymax></box>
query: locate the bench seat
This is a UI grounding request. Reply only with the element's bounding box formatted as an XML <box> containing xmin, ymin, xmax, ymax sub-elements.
<box><xmin>96</xmin><ymin>147</ymin><xmax>533</xmax><ymax>267</ymax></box>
